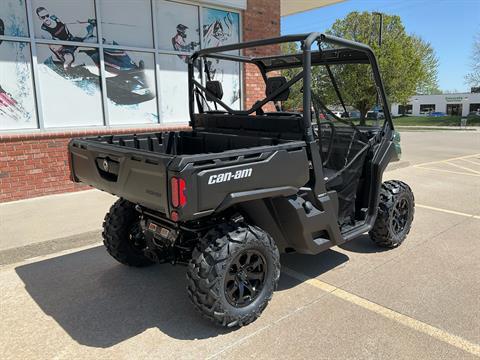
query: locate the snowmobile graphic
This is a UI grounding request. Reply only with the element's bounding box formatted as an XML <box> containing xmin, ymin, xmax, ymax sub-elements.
<box><xmin>42</xmin><ymin>19</ymin><xmax>155</xmax><ymax>105</ymax></box>
<box><xmin>82</xmin><ymin>46</ymin><xmax>156</xmax><ymax>105</ymax></box>
<box><xmin>44</xmin><ymin>49</ymin><xmax>155</xmax><ymax>105</ymax></box>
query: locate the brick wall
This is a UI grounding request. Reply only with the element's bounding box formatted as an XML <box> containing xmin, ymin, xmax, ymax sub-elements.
<box><xmin>0</xmin><ymin>126</ymin><xmax>188</xmax><ymax>203</ymax></box>
<box><xmin>243</xmin><ymin>0</ymin><xmax>281</xmax><ymax>109</ymax></box>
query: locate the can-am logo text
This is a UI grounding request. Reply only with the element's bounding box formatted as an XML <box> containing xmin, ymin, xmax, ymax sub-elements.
<box><xmin>208</xmin><ymin>168</ymin><xmax>252</xmax><ymax>184</ymax></box>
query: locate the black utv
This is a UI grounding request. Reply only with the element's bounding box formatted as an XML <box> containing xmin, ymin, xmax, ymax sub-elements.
<box><xmin>68</xmin><ymin>33</ymin><xmax>415</xmax><ymax>327</ymax></box>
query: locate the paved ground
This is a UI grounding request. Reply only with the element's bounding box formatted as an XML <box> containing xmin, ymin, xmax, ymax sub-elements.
<box><xmin>0</xmin><ymin>190</ymin><xmax>115</xmax><ymax>251</ymax></box>
<box><xmin>1</xmin><ymin>130</ymin><xmax>479</xmax><ymax>359</ymax></box>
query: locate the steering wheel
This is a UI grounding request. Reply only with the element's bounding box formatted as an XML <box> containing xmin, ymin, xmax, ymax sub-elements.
<box><xmin>313</xmin><ymin>121</ymin><xmax>336</xmax><ymax>167</ymax></box>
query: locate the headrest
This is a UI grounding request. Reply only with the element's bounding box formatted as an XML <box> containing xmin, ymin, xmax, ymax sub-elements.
<box><xmin>205</xmin><ymin>81</ymin><xmax>223</xmax><ymax>101</ymax></box>
<box><xmin>265</xmin><ymin>76</ymin><xmax>290</xmax><ymax>102</ymax></box>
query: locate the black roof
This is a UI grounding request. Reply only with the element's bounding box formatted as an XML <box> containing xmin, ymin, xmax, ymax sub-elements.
<box><xmin>192</xmin><ymin>32</ymin><xmax>372</xmax><ymax>71</ymax></box>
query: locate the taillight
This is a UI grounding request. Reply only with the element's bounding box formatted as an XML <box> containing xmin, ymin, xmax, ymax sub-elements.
<box><xmin>171</xmin><ymin>177</ymin><xmax>179</xmax><ymax>207</ymax></box>
<box><xmin>179</xmin><ymin>178</ymin><xmax>186</xmax><ymax>206</ymax></box>
<box><xmin>170</xmin><ymin>177</ymin><xmax>187</xmax><ymax>208</ymax></box>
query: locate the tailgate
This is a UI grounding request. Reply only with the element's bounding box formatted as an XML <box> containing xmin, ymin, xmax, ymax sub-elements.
<box><xmin>69</xmin><ymin>139</ymin><xmax>172</xmax><ymax>213</ymax></box>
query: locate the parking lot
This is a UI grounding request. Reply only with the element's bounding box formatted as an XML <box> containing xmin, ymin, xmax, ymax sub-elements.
<box><xmin>1</xmin><ymin>130</ymin><xmax>479</xmax><ymax>359</ymax></box>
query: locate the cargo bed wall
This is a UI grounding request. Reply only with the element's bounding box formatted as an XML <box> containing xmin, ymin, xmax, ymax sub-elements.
<box><xmin>82</xmin><ymin>131</ymin><xmax>291</xmax><ymax>156</ymax></box>
<box><xmin>69</xmin><ymin>140</ymin><xmax>172</xmax><ymax>213</ymax></box>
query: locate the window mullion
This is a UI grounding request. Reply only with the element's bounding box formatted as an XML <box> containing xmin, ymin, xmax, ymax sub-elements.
<box><xmin>152</xmin><ymin>0</ymin><xmax>162</xmax><ymax>124</ymax></box>
<box><xmin>93</xmin><ymin>0</ymin><xmax>110</xmax><ymax>128</ymax></box>
<box><xmin>25</xmin><ymin>0</ymin><xmax>44</xmax><ymax>131</ymax></box>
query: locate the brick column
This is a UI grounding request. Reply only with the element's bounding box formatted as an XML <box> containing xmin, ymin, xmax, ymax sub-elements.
<box><xmin>243</xmin><ymin>0</ymin><xmax>281</xmax><ymax>109</ymax></box>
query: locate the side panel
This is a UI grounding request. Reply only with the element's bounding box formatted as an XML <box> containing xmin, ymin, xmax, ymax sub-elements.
<box><xmin>239</xmin><ymin>191</ymin><xmax>344</xmax><ymax>255</ymax></box>
<box><xmin>174</xmin><ymin>146</ymin><xmax>310</xmax><ymax>220</ymax></box>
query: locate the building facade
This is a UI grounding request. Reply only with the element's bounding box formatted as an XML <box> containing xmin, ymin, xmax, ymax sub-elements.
<box><xmin>391</xmin><ymin>93</ymin><xmax>480</xmax><ymax>117</ymax></box>
<box><xmin>0</xmin><ymin>0</ymin><xmax>282</xmax><ymax>202</ymax></box>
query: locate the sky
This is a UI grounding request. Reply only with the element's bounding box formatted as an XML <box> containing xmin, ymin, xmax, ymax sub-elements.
<box><xmin>281</xmin><ymin>0</ymin><xmax>480</xmax><ymax>93</ymax></box>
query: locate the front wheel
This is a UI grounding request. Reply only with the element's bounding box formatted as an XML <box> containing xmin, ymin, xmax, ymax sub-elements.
<box><xmin>369</xmin><ymin>180</ymin><xmax>415</xmax><ymax>248</ymax></box>
<box><xmin>186</xmin><ymin>220</ymin><xmax>280</xmax><ymax>327</ymax></box>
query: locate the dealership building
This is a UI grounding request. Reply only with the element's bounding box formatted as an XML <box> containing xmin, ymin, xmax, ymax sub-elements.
<box><xmin>391</xmin><ymin>92</ymin><xmax>480</xmax><ymax>117</ymax></box>
<box><xmin>0</xmin><ymin>0</ymin><xmax>344</xmax><ymax>202</ymax></box>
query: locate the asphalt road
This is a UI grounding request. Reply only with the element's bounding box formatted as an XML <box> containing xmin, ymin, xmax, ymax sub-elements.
<box><xmin>1</xmin><ymin>130</ymin><xmax>479</xmax><ymax>359</ymax></box>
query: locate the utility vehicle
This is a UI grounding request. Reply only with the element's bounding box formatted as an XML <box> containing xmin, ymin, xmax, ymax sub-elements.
<box><xmin>68</xmin><ymin>33</ymin><xmax>415</xmax><ymax>327</ymax></box>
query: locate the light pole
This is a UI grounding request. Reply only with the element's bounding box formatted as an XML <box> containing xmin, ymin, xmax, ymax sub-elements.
<box><xmin>373</xmin><ymin>12</ymin><xmax>383</xmax><ymax>126</ymax></box>
<box><xmin>373</xmin><ymin>12</ymin><xmax>383</xmax><ymax>48</ymax></box>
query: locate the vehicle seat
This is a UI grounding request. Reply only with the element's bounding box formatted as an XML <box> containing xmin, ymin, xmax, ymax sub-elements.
<box><xmin>265</xmin><ymin>76</ymin><xmax>290</xmax><ymax>102</ymax></box>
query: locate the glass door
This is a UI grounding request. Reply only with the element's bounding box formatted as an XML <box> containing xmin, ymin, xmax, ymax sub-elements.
<box><xmin>446</xmin><ymin>103</ymin><xmax>462</xmax><ymax>116</ymax></box>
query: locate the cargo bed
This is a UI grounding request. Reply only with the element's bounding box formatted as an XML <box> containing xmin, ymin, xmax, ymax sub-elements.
<box><xmin>69</xmin><ymin>130</ymin><xmax>309</xmax><ymax>220</ymax></box>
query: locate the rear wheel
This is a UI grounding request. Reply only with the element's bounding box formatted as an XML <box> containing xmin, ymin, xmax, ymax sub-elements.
<box><xmin>102</xmin><ymin>198</ymin><xmax>154</xmax><ymax>267</ymax></box>
<box><xmin>186</xmin><ymin>219</ymin><xmax>280</xmax><ymax>327</ymax></box>
<box><xmin>370</xmin><ymin>180</ymin><xmax>415</xmax><ymax>248</ymax></box>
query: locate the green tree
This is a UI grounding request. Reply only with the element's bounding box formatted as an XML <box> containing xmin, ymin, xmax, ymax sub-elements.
<box><xmin>326</xmin><ymin>12</ymin><xmax>439</xmax><ymax>124</ymax></box>
<box><xmin>280</xmin><ymin>42</ymin><xmax>303</xmax><ymax>111</ymax></box>
<box><xmin>465</xmin><ymin>32</ymin><xmax>480</xmax><ymax>87</ymax></box>
<box><xmin>281</xmin><ymin>43</ymin><xmax>337</xmax><ymax>114</ymax></box>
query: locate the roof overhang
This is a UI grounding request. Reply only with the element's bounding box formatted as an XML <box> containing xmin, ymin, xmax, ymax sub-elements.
<box><xmin>281</xmin><ymin>0</ymin><xmax>345</xmax><ymax>16</ymax></box>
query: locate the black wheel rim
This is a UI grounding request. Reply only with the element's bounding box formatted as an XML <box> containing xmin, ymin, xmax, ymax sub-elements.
<box><xmin>224</xmin><ymin>249</ymin><xmax>267</xmax><ymax>308</ymax></box>
<box><xmin>128</xmin><ymin>222</ymin><xmax>147</xmax><ymax>253</ymax></box>
<box><xmin>391</xmin><ymin>197</ymin><xmax>410</xmax><ymax>235</ymax></box>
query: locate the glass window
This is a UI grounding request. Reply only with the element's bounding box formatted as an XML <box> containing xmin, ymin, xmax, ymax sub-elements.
<box><xmin>104</xmin><ymin>49</ymin><xmax>158</xmax><ymax>125</ymax></box>
<box><xmin>100</xmin><ymin>0</ymin><xmax>153</xmax><ymax>48</ymax></box>
<box><xmin>446</xmin><ymin>103</ymin><xmax>462</xmax><ymax>116</ymax></box>
<box><xmin>202</xmin><ymin>8</ymin><xmax>241</xmax><ymax>109</ymax></box>
<box><xmin>32</xmin><ymin>0</ymin><xmax>97</xmax><ymax>43</ymax></box>
<box><xmin>0</xmin><ymin>41</ymin><xmax>37</xmax><ymax>130</ymax></box>
<box><xmin>205</xmin><ymin>59</ymin><xmax>241</xmax><ymax>109</ymax></box>
<box><xmin>36</xmin><ymin>44</ymin><xmax>103</xmax><ymax>127</ymax></box>
<box><xmin>156</xmin><ymin>0</ymin><xmax>200</xmax><ymax>53</ymax></box>
<box><xmin>419</xmin><ymin>104</ymin><xmax>435</xmax><ymax>114</ymax></box>
<box><xmin>158</xmin><ymin>54</ymin><xmax>201</xmax><ymax>123</ymax></box>
<box><xmin>202</xmin><ymin>8</ymin><xmax>240</xmax><ymax>50</ymax></box>
<box><xmin>0</xmin><ymin>1</ymin><xmax>242</xmax><ymax>130</ymax></box>
<box><xmin>398</xmin><ymin>104</ymin><xmax>412</xmax><ymax>115</ymax></box>
<box><xmin>469</xmin><ymin>103</ymin><xmax>480</xmax><ymax>113</ymax></box>
<box><xmin>0</xmin><ymin>0</ymin><xmax>29</xmax><ymax>37</ymax></box>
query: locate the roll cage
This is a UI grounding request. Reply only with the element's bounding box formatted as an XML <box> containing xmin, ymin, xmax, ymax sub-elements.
<box><xmin>187</xmin><ymin>32</ymin><xmax>394</xmax><ymax>143</ymax></box>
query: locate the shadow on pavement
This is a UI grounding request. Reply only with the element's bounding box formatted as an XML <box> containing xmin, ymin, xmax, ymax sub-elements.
<box><xmin>279</xmin><ymin>249</ymin><xmax>349</xmax><ymax>289</ymax></box>
<box><xmin>15</xmin><ymin>246</ymin><xmax>228</xmax><ymax>348</ymax></box>
<box><xmin>339</xmin><ymin>234</ymin><xmax>390</xmax><ymax>254</ymax></box>
<box><xmin>16</xmin><ymin>245</ymin><xmax>350</xmax><ymax>348</ymax></box>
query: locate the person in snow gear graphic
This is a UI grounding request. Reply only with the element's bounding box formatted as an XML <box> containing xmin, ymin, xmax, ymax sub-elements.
<box><xmin>36</xmin><ymin>7</ymin><xmax>97</xmax><ymax>69</ymax></box>
<box><xmin>36</xmin><ymin>7</ymin><xmax>82</xmax><ymax>69</ymax></box>
<box><xmin>172</xmin><ymin>24</ymin><xmax>199</xmax><ymax>63</ymax></box>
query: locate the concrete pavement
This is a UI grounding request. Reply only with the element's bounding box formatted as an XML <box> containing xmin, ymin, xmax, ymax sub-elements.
<box><xmin>0</xmin><ymin>130</ymin><xmax>479</xmax><ymax>359</ymax></box>
<box><xmin>0</xmin><ymin>190</ymin><xmax>115</xmax><ymax>251</ymax></box>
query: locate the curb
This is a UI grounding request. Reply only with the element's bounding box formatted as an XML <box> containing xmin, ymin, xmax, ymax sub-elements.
<box><xmin>0</xmin><ymin>230</ymin><xmax>102</xmax><ymax>266</ymax></box>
